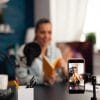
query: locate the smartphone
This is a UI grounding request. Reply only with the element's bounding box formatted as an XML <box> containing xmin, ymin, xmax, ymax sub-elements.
<box><xmin>68</xmin><ymin>58</ymin><xmax>85</xmax><ymax>93</ymax></box>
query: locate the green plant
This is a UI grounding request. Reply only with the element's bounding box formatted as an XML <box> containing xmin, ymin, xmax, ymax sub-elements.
<box><xmin>86</xmin><ymin>32</ymin><xmax>96</xmax><ymax>44</ymax></box>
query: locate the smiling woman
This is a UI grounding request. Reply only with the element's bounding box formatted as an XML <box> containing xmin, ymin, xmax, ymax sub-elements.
<box><xmin>16</xmin><ymin>18</ymin><xmax>68</xmax><ymax>85</ymax></box>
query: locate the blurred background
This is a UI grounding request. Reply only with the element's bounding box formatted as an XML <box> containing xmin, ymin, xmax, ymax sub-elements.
<box><xmin>0</xmin><ymin>0</ymin><xmax>100</xmax><ymax>52</ymax></box>
<box><xmin>0</xmin><ymin>0</ymin><xmax>100</xmax><ymax>69</ymax></box>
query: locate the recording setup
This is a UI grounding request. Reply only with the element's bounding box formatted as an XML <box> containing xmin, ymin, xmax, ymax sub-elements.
<box><xmin>0</xmin><ymin>41</ymin><xmax>100</xmax><ymax>100</ymax></box>
<box><xmin>56</xmin><ymin>42</ymin><xmax>100</xmax><ymax>100</ymax></box>
<box><xmin>68</xmin><ymin>58</ymin><xmax>85</xmax><ymax>93</ymax></box>
<box><xmin>67</xmin><ymin>58</ymin><xmax>97</xmax><ymax>100</ymax></box>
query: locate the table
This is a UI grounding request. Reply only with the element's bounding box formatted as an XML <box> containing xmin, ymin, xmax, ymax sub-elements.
<box><xmin>9</xmin><ymin>82</ymin><xmax>100</xmax><ymax>100</ymax></box>
<box><xmin>34</xmin><ymin>82</ymin><xmax>100</xmax><ymax>100</ymax></box>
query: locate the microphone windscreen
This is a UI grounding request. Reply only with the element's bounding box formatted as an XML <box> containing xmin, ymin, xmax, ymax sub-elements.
<box><xmin>23</xmin><ymin>42</ymin><xmax>41</xmax><ymax>66</ymax></box>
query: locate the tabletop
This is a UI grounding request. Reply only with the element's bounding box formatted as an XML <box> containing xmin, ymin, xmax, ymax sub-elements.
<box><xmin>6</xmin><ymin>82</ymin><xmax>100</xmax><ymax>100</ymax></box>
<box><xmin>34</xmin><ymin>82</ymin><xmax>100</xmax><ymax>100</ymax></box>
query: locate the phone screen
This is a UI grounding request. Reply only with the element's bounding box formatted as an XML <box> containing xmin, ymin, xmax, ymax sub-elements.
<box><xmin>68</xmin><ymin>59</ymin><xmax>85</xmax><ymax>93</ymax></box>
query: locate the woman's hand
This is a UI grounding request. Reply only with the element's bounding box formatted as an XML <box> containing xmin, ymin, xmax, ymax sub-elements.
<box><xmin>56</xmin><ymin>58</ymin><xmax>66</xmax><ymax>68</ymax></box>
<box><xmin>56</xmin><ymin>58</ymin><xmax>68</xmax><ymax>76</ymax></box>
<box><xmin>44</xmin><ymin>73</ymin><xmax>56</xmax><ymax>85</ymax></box>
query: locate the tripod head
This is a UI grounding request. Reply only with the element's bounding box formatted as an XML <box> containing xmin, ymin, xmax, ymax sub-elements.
<box><xmin>84</xmin><ymin>73</ymin><xmax>97</xmax><ymax>100</ymax></box>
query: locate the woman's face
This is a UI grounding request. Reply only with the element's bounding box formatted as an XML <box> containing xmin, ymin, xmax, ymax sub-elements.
<box><xmin>35</xmin><ymin>23</ymin><xmax>52</xmax><ymax>47</ymax></box>
<box><xmin>73</xmin><ymin>68</ymin><xmax>77</xmax><ymax>73</ymax></box>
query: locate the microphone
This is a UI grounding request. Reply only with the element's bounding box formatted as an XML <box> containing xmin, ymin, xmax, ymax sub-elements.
<box><xmin>23</xmin><ymin>42</ymin><xmax>41</xmax><ymax>66</ymax></box>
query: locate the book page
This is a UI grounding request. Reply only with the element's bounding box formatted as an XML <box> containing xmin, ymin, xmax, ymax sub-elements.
<box><xmin>43</xmin><ymin>56</ymin><xmax>62</xmax><ymax>77</ymax></box>
<box><xmin>43</xmin><ymin>56</ymin><xmax>55</xmax><ymax>77</ymax></box>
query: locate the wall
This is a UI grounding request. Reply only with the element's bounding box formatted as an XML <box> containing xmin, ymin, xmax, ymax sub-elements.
<box><xmin>0</xmin><ymin>0</ymin><xmax>34</xmax><ymax>51</ymax></box>
<box><xmin>93</xmin><ymin>53</ymin><xmax>100</xmax><ymax>75</ymax></box>
<box><xmin>34</xmin><ymin>0</ymin><xmax>50</xmax><ymax>23</ymax></box>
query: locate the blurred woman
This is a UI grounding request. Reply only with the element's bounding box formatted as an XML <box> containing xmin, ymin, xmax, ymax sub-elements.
<box><xmin>16</xmin><ymin>18</ymin><xmax>67</xmax><ymax>85</ymax></box>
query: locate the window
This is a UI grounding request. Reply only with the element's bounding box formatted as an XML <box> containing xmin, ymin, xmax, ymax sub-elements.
<box><xmin>83</xmin><ymin>0</ymin><xmax>100</xmax><ymax>50</ymax></box>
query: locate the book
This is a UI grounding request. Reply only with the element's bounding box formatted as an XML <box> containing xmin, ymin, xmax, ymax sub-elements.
<box><xmin>43</xmin><ymin>56</ymin><xmax>61</xmax><ymax>77</ymax></box>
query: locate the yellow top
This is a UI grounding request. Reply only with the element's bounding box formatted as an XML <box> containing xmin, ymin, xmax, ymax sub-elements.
<box><xmin>8</xmin><ymin>80</ymin><xmax>19</xmax><ymax>88</ymax></box>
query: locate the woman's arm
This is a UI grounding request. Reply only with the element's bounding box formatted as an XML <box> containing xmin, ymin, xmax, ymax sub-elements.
<box><xmin>58</xmin><ymin>58</ymin><xmax>68</xmax><ymax>76</ymax></box>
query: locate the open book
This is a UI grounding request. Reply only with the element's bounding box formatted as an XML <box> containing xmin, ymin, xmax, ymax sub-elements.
<box><xmin>43</xmin><ymin>56</ymin><xmax>61</xmax><ymax>77</ymax></box>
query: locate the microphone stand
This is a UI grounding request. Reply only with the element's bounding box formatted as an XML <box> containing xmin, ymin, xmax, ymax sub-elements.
<box><xmin>91</xmin><ymin>76</ymin><xmax>97</xmax><ymax>100</ymax></box>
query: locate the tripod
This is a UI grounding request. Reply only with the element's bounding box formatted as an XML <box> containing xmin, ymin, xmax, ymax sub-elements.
<box><xmin>91</xmin><ymin>76</ymin><xmax>97</xmax><ymax>100</ymax></box>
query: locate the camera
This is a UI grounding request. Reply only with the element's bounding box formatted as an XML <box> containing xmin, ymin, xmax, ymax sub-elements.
<box><xmin>84</xmin><ymin>73</ymin><xmax>96</xmax><ymax>85</ymax></box>
<box><xmin>91</xmin><ymin>76</ymin><xmax>96</xmax><ymax>85</ymax></box>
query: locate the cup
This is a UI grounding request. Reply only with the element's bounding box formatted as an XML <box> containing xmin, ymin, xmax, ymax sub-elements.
<box><xmin>0</xmin><ymin>74</ymin><xmax>8</xmax><ymax>90</ymax></box>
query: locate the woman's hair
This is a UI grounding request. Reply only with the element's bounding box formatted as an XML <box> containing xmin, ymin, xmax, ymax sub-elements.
<box><xmin>35</xmin><ymin>18</ymin><xmax>51</xmax><ymax>32</ymax></box>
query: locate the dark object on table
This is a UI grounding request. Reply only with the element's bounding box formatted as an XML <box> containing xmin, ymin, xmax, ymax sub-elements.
<box><xmin>91</xmin><ymin>76</ymin><xmax>97</xmax><ymax>100</ymax></box>
<box><xmin>26</xmin><ymin>76</ymin><xmax>36</xmax><ymax>88</ymax></box>
<box><xmin>23</xmin><ymin>42</ymin><xmax>41</xmax><ymax>66</ymax></box>
<box><xmin>83</xmin><ymin>73</ymin><xmax>92</xmax><ymax>82</ymax></box>
<box><xmin>83</xmin><ymin>74</ymin><xmax>97</xmax><ymax>100</ymax></box>
<box><xmin>0</xmin><ymin>88</ymin><xmax>14</xmax><ymax>100</ymax></box>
